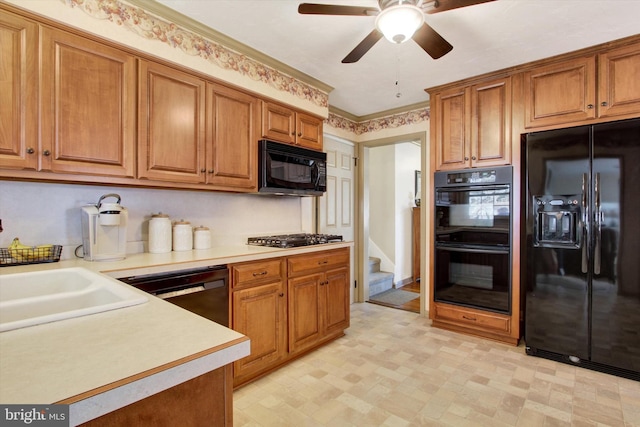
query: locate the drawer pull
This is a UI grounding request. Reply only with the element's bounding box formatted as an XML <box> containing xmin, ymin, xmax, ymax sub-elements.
<box><xmin>252</xmin><ymin>271</ymin><xmax>268</xmax><ymax>276</ymax></box>
<box><xmin>318</xmin><ymin>260</ymin><xmax>328</xmax><ymax>265</ymax></box>
<box><xmin>279</xmin><ymin>293</ymin><xmax>284</xmax><ymax>297</ymax></box>
<box><xmin>462</xmin><ymin>315</ymin><xmax>477</xmax><ymax>321</ymax></box>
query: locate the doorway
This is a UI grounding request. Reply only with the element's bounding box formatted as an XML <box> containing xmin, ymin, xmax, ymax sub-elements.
<box><xmin>355</xmin><ymin>132</ymin><xmax>429</xmax><ymax>316</ymax></box>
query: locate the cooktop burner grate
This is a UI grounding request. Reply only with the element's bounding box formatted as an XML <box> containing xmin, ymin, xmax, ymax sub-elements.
<box><xmin>247</xmin><ymin>233</ymin><xmax>343</xmax><ymax>248</ymax></box>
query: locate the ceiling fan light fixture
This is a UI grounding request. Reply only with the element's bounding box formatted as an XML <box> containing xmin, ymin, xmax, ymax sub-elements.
<box><xmin>375</xmin><ymin>4</ymin><xmax>424</xmax><ymax>44</ymax></box>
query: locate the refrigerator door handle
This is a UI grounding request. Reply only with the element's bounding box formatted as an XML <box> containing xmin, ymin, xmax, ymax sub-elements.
<box><xmin>594</xmin><ymin>172</ymin><xmax>601</xmax><ymax>275</ymax></box>
<box><xmin>581</xmin><ymin>173</ymin><xmax>589</xmax><ymax>274</ymax></box>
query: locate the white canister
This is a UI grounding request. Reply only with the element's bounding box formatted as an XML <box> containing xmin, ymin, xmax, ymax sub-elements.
<box><xmin>172</xmin><ymin>220</ymin><xmax>193</xmax><ymax>251</ymax></box>
<box><xmin>148</xmin><ymin>213</ymin><xmax>172</xmax><ymax>253</ymax></box>
<box><xmin>193</xmin><ymin>226</ymin><xmax>211</xmax><ymax>250</ymax></box>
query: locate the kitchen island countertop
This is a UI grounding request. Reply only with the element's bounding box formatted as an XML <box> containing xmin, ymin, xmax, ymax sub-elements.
<box><xmin>0</xmin><ymin>241</ymin><xmax>352</xmax><ymax>425</ymax></box>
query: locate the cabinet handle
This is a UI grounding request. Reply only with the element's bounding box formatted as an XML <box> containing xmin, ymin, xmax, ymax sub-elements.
<box><xmin>464</xmin><ymin>157</ymin><xmax>469</xmax><ymax>161</ymax></box>
<box><xmin>601</xmin><ymin>101</ymin><xmax>608</xmax><ymax>107</ymax></box>
<box><xmin>43</xmin><ymin>150</ymin><xmax>51</xmax><ymax>156</ymax></box>
<box><xmin>200</xmin><ymin>168</ymin><xmax>206</xmax><ymax>173</ymax></box>
<box><xmin>297</xmin><ymin>132</ymin><xmax>302</xmax><ymax>137</ymax></box>
<box><xmin>471</xmin><ymin>156</ymin><xmax>476</xmax><ymax>160</ymax></box>
<box><xmin>208</xmin><ymin>169</ymin><xmax>214</xmax><ymax>174</ymax></box>
<box><xmin>26</xmin><ymin>147</ymin><xmax>35</xmax><ymax>154</ymax></box>
<box><xmin>279</xmin><ymin>292</ymin><xmax>284</xmax><ymax>297</ymax></box>
<box><xmin>291</xmin><ymin>131</ymin><xmax>296</xmax><ymax>136</ymax></box>
<box><xmin>320</xmin><ymin>281</ymin><xmax>328</xmax><ymax>286</ymax></box>
<box><xmin>587</xmin><ymin>104</ymin><xmax>594</xmax><ymax>109</ymax></box>
<box><xmin>462</xmin><ymin>315</ymin><xmax>476</xmax><ymax>321</ymax></box>
<box><xmin>252</xmin><ymin>271</ymin><xmax>268</xmax><ymax>276</ymax></box>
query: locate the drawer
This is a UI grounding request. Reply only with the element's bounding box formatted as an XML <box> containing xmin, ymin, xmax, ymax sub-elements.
<box><xmin>434</xmin><ymin>303</ymin><xmax>510</xmax><ymax>333</ymax></box>
<box><xmin>287</xmin><ymin>248</ymin><xmax>349</xmax><ymax>277</ymax></box>
<box><xmin>231</xmin><ymin>259</ymin><xmax>283</xmax><ymax>287</ymax></box>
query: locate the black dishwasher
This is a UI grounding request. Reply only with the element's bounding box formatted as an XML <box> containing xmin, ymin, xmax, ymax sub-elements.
<box><xmin>119</xmin><ymin>265</ymin><xmax>229</xmax><ymax>327</ymax></box>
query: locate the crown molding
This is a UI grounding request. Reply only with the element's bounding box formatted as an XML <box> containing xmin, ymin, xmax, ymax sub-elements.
<box><xmin>127</xmin><ymin>0</ymin><xmax>334</xmax><ymax>94</ymax></box>
<box><xmin>330</xmin><ymin>100</ymin><xmax>430</xmax><ymax>123</ymax></box>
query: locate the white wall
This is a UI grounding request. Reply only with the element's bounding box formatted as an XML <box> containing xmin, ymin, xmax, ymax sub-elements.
<box><xmin>394</xmin><ymin>143</ymin><xmax>421</xmax><ymax>282</ymax></box>
<box><xmin>0</xmin><ymin>181</ymin><xmax>311</xmax><ymax>258</ymax></box>
<box><xmin>367</xmin><ymin>142</ymin><xmax>420</xmax><ymax>283</ymax></box>
<box><xmin>369</xmin><ymin>145</ymin><xmax>396</xmax><ymax>270</ymax></box>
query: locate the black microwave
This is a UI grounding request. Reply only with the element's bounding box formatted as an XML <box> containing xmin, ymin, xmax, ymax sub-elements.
<box><xmin>258</xmin><ymin>140</ymin><xmax>327</xmax><ymax>196</ymax></box>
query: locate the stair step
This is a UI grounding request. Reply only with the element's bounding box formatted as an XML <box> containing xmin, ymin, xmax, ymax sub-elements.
<box><xmin>369</xmin><ymin>271</ymin><xmax>394</xmax><ymax>296</ymax></box>
<box><xmin>368</xmin><ymin>256</ymin><xmax>381</xmax><ymax>274</ymax></box>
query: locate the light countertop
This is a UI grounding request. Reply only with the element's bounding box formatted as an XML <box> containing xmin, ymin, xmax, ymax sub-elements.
<box><xmin>0</xmin><ymin>242</ymin><xmax>352</xmax><ymax>424</ymax></box>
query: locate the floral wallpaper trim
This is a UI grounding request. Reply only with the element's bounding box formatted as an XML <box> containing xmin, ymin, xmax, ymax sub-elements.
<box><xmin>61</xmin><ymin>0</ymin><xmax>329</xmax><ymax>109</ymax></box>
<box><xmin>326</xmin><ymin>107</ymin><xmax>430</xmax><ymax>135</ymax></box>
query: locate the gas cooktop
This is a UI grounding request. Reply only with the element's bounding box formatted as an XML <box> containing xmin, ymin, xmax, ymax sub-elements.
<box><xmin>247</xmin><ymin>233</ymin><xmax>343</xmax><ymax>248</ymax></box>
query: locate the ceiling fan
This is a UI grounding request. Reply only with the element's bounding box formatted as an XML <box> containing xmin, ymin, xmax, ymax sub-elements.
<box><xmin>298</xmin><ymin>0</ymin><xmax>495</xmax><ymax>63</ymax></box>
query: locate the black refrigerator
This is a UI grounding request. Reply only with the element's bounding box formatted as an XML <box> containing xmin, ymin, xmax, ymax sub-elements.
<box><xmin>523</xmin><ymin>118</ymin><xmax>640</xmax><ymax>380</ymax></box>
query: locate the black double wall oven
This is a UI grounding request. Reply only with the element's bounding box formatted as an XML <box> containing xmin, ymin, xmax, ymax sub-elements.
<box><xmin>434</xmin><ymin>166</ymin><xmax>513</xmax><ymax>314</ymax></box>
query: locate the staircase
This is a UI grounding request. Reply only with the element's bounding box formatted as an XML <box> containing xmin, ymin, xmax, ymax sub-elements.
<box><xmin>368</xmin><ymin>257</ymin><xmax>394</xmax><ymax>297</ymax></box>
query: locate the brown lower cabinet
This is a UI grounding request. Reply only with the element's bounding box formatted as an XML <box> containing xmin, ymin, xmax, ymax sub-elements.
<box><xmin>79</xmin><ymin>365</ymin><xmax>233</xmax><ymax>427</ymax></box>
<box><xmin>230</xmin><ymin>248</ymin><xmax>350</xmax><ymax>388</ymax></box>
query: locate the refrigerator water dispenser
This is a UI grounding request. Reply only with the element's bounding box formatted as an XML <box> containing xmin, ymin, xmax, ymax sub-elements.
<box><xmin>534</xmin><ymin>195</ymin><xmax>581</xmax><ymax>248</ymax></box>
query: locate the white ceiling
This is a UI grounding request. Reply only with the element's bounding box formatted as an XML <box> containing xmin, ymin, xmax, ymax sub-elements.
<box><xmin>155</xmin><ymin>0</ymin><xmax>640</xmax><ymax>118</ymax></box>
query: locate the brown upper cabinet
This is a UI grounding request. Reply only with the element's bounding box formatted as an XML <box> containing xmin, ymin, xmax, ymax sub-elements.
<box><xmin>39</xmin><ymin>26</ymin><xmax>137</xmax><ymax>177</ymax></box>
<box><xmin>205</xmin><ymin>83</ymin><xmax>259</xmax><ymax>191</ymax></box>
<box><xmin>261</xmin><ymin>101</ymin><xmax>323</xmax><ymax>150</ymax></box>
<box><xmin>524</xmin><ymin>42</ymin><xmax>640</xmax><ymax>128</ymax></box>
<box><xmin>598</xmin><ymin>43</ymin><xmax>640</xmax><ymax>119</ymax></box>
<box><xmin>0</xmin><ymin>12</ymin><xmax>38</xmax><ymax>171</ymax></box>
<box><xmin>432</xmin><ymin>76</ymin><xmax>512</xmax><ymax>171</ymax></box>
<box><xmin>138</xmin><ymin>64</ymin><xmax>258</xmax><ymax>192</ymax></box>
<box><xmin>138</xmin><ymin>60</ymin><xmax>206</xmax><ymax>184</ymax></box>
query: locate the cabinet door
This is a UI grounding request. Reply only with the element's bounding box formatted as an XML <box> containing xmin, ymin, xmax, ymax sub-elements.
<box><xmin>40</xmin><ymin>27</ymin><xmax>136</xmax><ymax>177</ymax></box>
<box><xmin>288</xmin><ymin>273</ymin><xmax>322</xmax><ymax>354</ymax></box>
<box><xmin>322</xmin><ymin>266</ymin><xmax>350</xmax><ymax>337</ymax></box>
<box><xmin>470</xmin><ymin>77</ymin><xmax>511</xmax><ymax>167</ymax></box>
<box><xmin>262</xmin><ymin>101</ymin><xmax>296</xmax><ymax>144</ymax></box>
<box><xmin>138</xmin><ymin>60</ymin><xmax>205</xmax><ymax>183</ymax></box>
<box><xmin>434</xmin><ymin>87</ymin><xmax>470</xmax><ymax>171</ymax></box>
<box><xmin>524</xmin><ymin>56</ymin><xmax>596</xmax><ymax>128</ymax></box>
<box><xmin>295</xmin><ymin>112</ymin><xmax>323</xmax><ymax>150</ymax></box>
<box><xmin>232</xmin><ymin>280</ymin><xmax>287</xmax><ymax>386</ymax></box>
<box><xmin>0</xmin><ymin>12</ymin><xmax>37</xmax><ymax>170</ymax></box>
<box><xmin>206</xmin><ymin>83</ymin><xmax>258</xmax><ymax>191</ymax></box>
<box><xmin>598</xmin><ymin>43</ymin><xmax>640</xmax><ymax>119</ymax></box>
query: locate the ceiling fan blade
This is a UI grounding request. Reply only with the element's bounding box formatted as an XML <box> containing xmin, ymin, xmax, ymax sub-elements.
<box><xmin>412</xmin><ymin>22</ymin><xmax>453</xmax><ymax>59</ymax></box>
<box><xmin>342</xmin><ymin>30</ymin><xmax>383</xmax><ymax>63</ymax></box>
<box><xmin>298</xmin><ymin>3</ymin><xmax>379</xmax><ymax>16</ymax></box>
<box><xmin>427</xmin><ymin>0</ymin><xmax>495</xmax><ymax>14</ymax></box>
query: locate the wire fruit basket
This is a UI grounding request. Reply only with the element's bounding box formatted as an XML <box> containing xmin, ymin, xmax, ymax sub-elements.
<box><xmin>0</xmin><ymin>245</ymin><xmax>63</xmax><ymax>267</ymax></box>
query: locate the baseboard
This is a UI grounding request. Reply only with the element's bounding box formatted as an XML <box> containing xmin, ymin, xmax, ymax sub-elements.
<box><xmin>394</xmin><ymin>277</ymin><xmax>414</xmax><ymax>288</ymax></box>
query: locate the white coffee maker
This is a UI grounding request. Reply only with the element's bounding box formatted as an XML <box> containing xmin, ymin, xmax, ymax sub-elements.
<box><xmin>81</xmin><ymin>193</ymin><xmax>128</xmax><ymax>261</ymax></box>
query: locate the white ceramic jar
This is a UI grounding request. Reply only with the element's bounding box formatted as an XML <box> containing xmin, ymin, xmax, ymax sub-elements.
<box><xmin>172</xmin><ymin>220</ymin><xmax>193</xmax><ymax>251</ymax></box>
<box><xmin>193</xmin><ymin>226</ymin><xmax>211</xmax><ymax>250</ymax></box>
<box><xmin>148</xmin><ymin>213</ymin><xmax>172</xmax><ymax>253</ymax></box>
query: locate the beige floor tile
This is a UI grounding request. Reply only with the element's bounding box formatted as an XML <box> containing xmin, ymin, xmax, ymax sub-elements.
<box><xmin>233</xmin><ymin>303</ymin><xmax>640</xmax><ymax>426</ymax></box>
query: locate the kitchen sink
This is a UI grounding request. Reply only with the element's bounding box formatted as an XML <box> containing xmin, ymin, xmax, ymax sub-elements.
<box><xmin>0</xmin><ymin>267</ymin><xmax>148</xmax><ymax>332</ymax></box>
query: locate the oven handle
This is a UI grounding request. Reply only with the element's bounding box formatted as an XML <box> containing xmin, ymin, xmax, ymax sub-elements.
<box><xmin>436</xmin><ymin>245</ymin><xmax>510</xmax><ymax>255</ymax></box>
<box><xmin>435</xmin><ymin>184</ymin><xmax>510</xmax><ymax>193</ymax></box>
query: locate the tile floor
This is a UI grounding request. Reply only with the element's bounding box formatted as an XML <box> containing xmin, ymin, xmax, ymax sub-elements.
<box><xmin>233</xmin><ymin>303</ymin><xmax>640</xmax><ymax>426</ymax></box>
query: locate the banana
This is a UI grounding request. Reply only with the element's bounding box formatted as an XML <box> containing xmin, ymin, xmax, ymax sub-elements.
<box><xmin>8</xmin><ymin>238</ymin><xmax>54</xmax><ymax>261</ymax></box>
<box><xmin>8</xmin><ymin>237</ymin><xmax>34</xmax><ymax>261</ymax></box>
<box><xmin>36</xmin><ymin>244</ymin><xmax>54</xmax><ymax>258</ymax></box>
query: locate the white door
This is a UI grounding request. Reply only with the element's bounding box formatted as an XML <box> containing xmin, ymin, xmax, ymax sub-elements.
<box><xmin>319</xmin><ymin>135</ymin><xmax>356</xmax><ymax>303</ymax></box>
